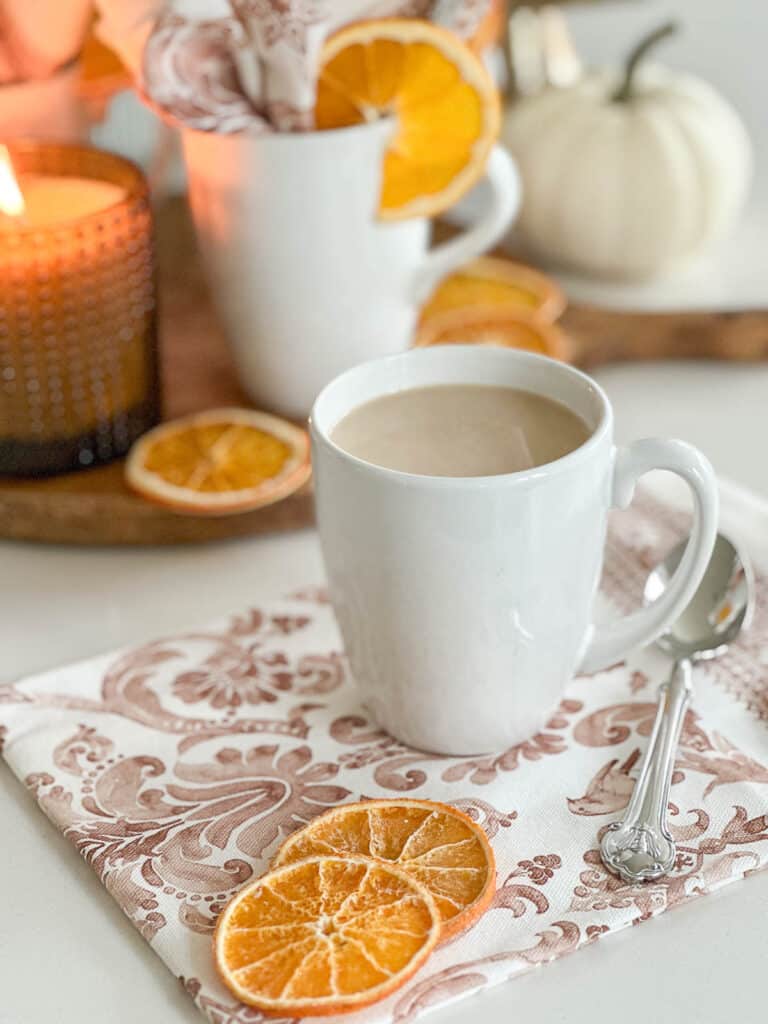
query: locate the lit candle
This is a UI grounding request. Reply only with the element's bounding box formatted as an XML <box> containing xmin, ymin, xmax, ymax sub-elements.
<box><xmin>0</xmin><ymin>171</ymin><xmax>125</xmax><ymax>228</ymax></box>
<box><xmin>0</xmin><ymin>142</ymin><xmax>159</xmax><ymax>476</ymax></box>
<box><xmin>0</xmin><ymin>147</ymin><xmax>24</xmax><ymax>216</ymax></box>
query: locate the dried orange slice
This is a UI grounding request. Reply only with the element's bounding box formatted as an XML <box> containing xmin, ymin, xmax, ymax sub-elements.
<box><xmin>125</xmin><ymin>407</ymin><xmax>310</xmax><ymax>516</ymax></box>
<box><xmin>316</xmin><ymin>19</ymin><xmax>500</xmax><ymax>220</ymax></box>
<box><xmin>214</xmin><ymin>855</ymin><xmax>440</xmax><ymax>1016</ymax></box>
<box><xmin>273</xmin><ymin>799</ymin><xmax>496</xmax><ymax>941</ymax></box>
<box><xmin>420</xmin><ymin>256</ymin><xmax>566</xmax><ymax>325</ymax></box>
<box><xmin>414</xmin><ymin>308</ymin><xmax>571</xmax><ymax>361</ymax></box>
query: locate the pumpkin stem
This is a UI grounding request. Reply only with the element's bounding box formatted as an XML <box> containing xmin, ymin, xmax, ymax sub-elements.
<box><xmin>612</xmin><ymin>21</ymin><xmax>679</xmax><ymax>103</ymax></box>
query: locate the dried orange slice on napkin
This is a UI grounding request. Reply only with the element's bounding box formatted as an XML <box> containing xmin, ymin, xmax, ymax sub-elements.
<box><xmin>273</xmin><ymin>799</ymin><xmax>496</xmax><ymax>941</ymax></box>
<box><xmin>214</xmin><ymin>855</ymin><xmax>440</xmax><ymax>1015</ymax></box>
<box><xmin>315</xmin><ymin>19</ymin><xmax>500</xmax><ymax>220</ymax></box>
<box><xmin>125</xmin><ymin>408</ymin><xmax>310</xmax><ymax>516</ymax></box>
<box><xmin>414</xmin><ymin>308</ymin><xmax>571</xmax><ymax>360</ymax></box>
<box><xmin>420</xmin><ymin>256</ymin><xmax>566</xmax><ymax>325</ymax></box>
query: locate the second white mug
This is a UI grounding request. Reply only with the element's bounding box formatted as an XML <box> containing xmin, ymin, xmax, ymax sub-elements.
<box><xmin>183</xmin><ymin>120</ymin><xmax>519</xmax><ymax>418</ymax></box>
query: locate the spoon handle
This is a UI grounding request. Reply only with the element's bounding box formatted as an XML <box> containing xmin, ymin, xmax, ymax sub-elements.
<box><xmin>600</xmin><ymin>659</ymin><xmax>693</xmax><ymax>883</ymax></box>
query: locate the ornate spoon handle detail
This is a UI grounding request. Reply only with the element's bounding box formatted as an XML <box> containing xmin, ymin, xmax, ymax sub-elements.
<box><xmin>600</xmin><ymin>659</ymin><xmax>693</xmax><ymax>883</ymax></box>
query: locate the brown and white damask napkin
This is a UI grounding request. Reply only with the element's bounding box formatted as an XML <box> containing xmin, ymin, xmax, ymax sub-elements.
<box><xmin>2</xmin><ymin>478</ymin><xmax>768</xmax><ymax>1024</ymax></box>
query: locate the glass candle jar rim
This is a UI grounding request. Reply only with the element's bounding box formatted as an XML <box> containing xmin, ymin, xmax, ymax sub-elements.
<box><xmin>1</xmin><ymin>140</ymin><xmax>149</xmax><ymax>237</ymax></box>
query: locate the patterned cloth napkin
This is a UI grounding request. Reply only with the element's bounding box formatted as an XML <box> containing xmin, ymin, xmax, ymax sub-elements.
<box><xmin>2</xmin><ymin>478</ymin><xmax>767</xmax><ymax>1024</ymax></box>
<box><xmin>139</xmin><ymin>0</ymin><xmax>494</xmax><ymax>132</ymax></box>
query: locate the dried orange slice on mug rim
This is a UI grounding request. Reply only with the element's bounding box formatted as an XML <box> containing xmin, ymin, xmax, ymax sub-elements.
<box><xmin>125</xmin><ymin>407</ymin><xmax>310</xmax><ymax>516</ymax></box>
<box><xmin>214</xmin><ymin>855</ymin><xmax>440</xmax><ymax>1016</ymax></box>
<box><xmin>315</xmin><ymin>18</ymin><xmax>500</xmax><ymax>220</ymax></box>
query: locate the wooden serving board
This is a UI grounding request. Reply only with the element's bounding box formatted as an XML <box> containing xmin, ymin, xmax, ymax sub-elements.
<box><xmin>1</xmin><ymin>200</ymin><xmax>767</xmax><ymax>546</ymax></box>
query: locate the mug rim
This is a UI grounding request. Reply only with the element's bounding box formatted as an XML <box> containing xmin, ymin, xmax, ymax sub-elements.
<box><xmin>183</xmin><ymin>116</ymin><xmax>395</xmax><ymax>147</ymax></box>
<box><xmin>310</xmin><ymin>345</ymin><xmax>613</xmax><ymax>488</ymax></box>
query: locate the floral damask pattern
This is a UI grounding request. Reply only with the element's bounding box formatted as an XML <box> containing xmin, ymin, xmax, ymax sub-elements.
<box><xmin>1</xmin><ymin>485</ymin><xmax>767</xmax><ymax>1024</ymax></box>
<box><xmin>330</xmin><ymin>699</ymin><xmax>583</xmax><ymax>791</ymax></box>
<box><xmin>567</xmin><ymin>750</ymin><xmax>641</xmax><ymax>817</ymax></box>
<box><xmin>27</xmin><ymin>735</ymin><xmax>350</xmax><ymax>936</ymax></box>
<box><xmin>570</xmin><ymin>806</ymin><xmax>768</xmax><ymax>920</ymax></box>
<box><xmin>391</xmin><ymin>922</ymin><xmax>582</xmax><ymax>1024</ymax></box>
<box><xmin>490</xmin><ymin>855</ymin><xmax>563</xmax><ymax>916</ymax></box>
<box><xmin>572</xmin><ymin>701</ymin><xmax>768</xmax><ymax>802</ymax></box>
<box><xmin>143</xmin><ymin>14</ymin><xmax>266</xmax><ymax>133</ymax></box>
<box><xmin>181</xmin><ymin>977</ymin><xmax>285</xmax><ymax>1024</ymax></box>
<box><xmin>450</xmin><ymin>797</ymin><xmax>517</xmax><ymax>838</ymax></box>
<box><xmin>172</xmin><ymin>647</ymin><xmax>289</xmax><ymax>708</ymax></box>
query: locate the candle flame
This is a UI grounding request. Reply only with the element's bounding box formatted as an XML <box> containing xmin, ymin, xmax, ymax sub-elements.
<box><xmin>0</xmin><ymin>145</ymin><xmax>25</xmax><ymax>217</ymax></box>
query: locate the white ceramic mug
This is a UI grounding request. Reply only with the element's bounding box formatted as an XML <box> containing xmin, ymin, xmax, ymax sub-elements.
<box><xmin>182</xmin><ymin>121</ymin><xmax>519</xmax><ymax>418</ymax></box>
<box><xmin>311</xmin><ymin>346</ymin><xmax>719</xmax><ymax>755</ymax></box>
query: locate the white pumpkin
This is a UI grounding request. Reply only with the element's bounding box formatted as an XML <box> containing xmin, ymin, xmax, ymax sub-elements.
<box><xmin>502</xmin><ymin>23</ymin><xmax>753</xmax><ymax>280</ymax></box>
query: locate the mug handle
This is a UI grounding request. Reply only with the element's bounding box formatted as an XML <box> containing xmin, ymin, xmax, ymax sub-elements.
<box><xmin>579</xmin><ymin>439</ymin><xmax>719</xmax><ymax>674</ymax></box>
<box><xmin>410</xmin><ymin>144</ymin><xmax>521</xmax><ymax>304</ymax></box>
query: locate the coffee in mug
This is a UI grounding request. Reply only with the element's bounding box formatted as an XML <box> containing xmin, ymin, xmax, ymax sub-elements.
<box><xmin>331</xmin><ymin>384</ymin><xmax>591</xmax><ymax>477</ymax></box>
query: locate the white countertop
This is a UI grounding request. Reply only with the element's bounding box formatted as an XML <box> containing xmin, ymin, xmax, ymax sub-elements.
<box><xmin>3</xmin><ymin>359</ymin><xmax>768</xmax><ymax>1024</ymax></box>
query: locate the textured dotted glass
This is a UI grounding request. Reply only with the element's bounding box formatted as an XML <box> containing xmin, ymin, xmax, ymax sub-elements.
<box><xmin>0</xmin><ymin>143</ymin><xmax>160</xmax><ymax>476</ymax></box>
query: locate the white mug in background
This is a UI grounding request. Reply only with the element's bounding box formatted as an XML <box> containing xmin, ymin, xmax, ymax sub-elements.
<box><xmin>182</xmin><ymin>121</ymin><xmax>519</xmax><ymax>419</ymax></box>
<box><xmin>311</xmin><ymin>346</ymin><xmax>718</xmax><ymax>756</ymax></box>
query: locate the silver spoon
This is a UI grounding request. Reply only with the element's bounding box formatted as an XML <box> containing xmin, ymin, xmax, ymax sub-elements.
<box><xmin>600</xmin><ymin>533</ymin><xmax>753</xmax><ymax>884</ymax></box>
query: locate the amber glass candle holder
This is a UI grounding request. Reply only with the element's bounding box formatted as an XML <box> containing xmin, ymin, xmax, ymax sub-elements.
<box><xmin>0</xmin><ymin>143</ymin><xmax>160</xmax><ymax>476</ymax></box>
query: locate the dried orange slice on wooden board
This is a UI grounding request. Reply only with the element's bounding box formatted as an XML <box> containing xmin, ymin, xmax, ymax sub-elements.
<box><xmin>273</xmin><ymin>799</ymin><xmax>496</xmax><ymax>941</ymax></box>
<box><xmin>316</xmin><ymin>19</ymin><xmax>500</xmax><ymax>220</ymax></box>
<box><xmin>415</xmin><ymin>308</ymin><xmax>571</xmax><ymax>361</ymax></box>
<box><xmin>420</xmin><ymin>256</ymin><xmax>566</xmax><ymax>325</ymax></box>
<box><xmin>125</xmin><ymin>408</ymin><xmax>310</xmax><ymax>516</ymax></box>
<box><xmin>214</xmin><ymin>855</ymin><xmax>440</xmax><ymax>1016</ymax></box>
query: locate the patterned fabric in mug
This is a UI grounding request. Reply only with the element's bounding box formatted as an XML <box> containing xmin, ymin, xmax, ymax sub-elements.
<box><xmin>142</xmin><ymin>0</ymin><xmax>496</xmax><ymax>132</ymax></box>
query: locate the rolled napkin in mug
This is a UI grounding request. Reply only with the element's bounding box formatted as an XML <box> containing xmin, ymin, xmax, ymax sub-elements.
<box><xmin>137</xmin><ymin>0</ymin><xmax>493</xmax><ymax>132</ymax></box>
<box><xmin>144</xmin><ymin>4</ymin><xmax>266</xmax><ymax>133</ymax></box>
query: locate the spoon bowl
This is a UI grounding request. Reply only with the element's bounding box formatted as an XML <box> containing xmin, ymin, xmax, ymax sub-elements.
<box><xmin>644</xmin><ymin>534</ymin><xmax>753</xmax><ymax>662</ymax></box>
